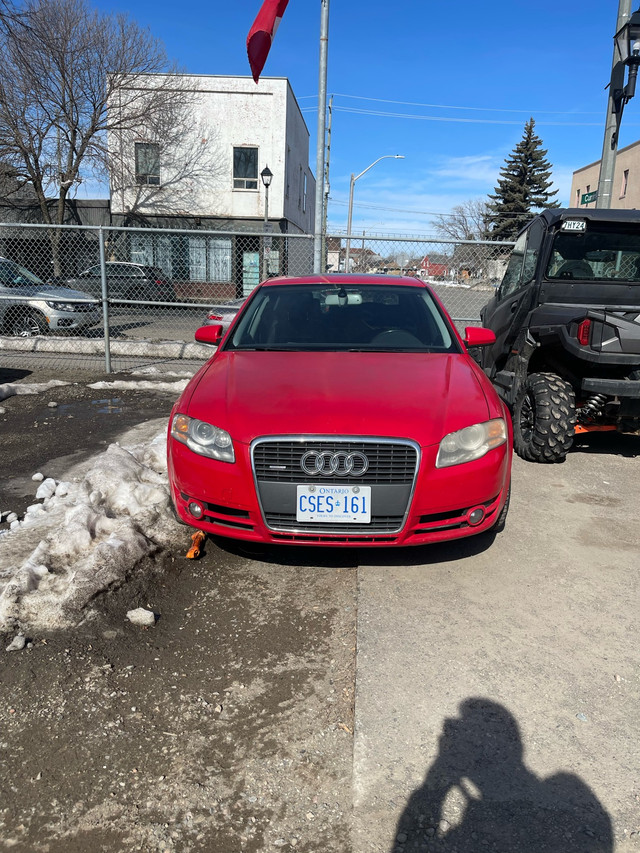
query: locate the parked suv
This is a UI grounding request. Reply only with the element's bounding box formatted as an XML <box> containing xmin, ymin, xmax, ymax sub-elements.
<box><xmin>0</xmin><ymin>257</ymin><xmax>100</xmax><ymax>337</ymax></box>
<box><xmin>64</xmin><ymin>262</ymin><xmax>176</xmax><ymax>303</ymax></box>
<box><xmin>481</xmin><ymin>208</ymin><xmax>640</xmax><ymax>462</ymax></box>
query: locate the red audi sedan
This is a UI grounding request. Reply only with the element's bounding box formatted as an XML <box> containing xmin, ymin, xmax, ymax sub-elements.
<box><xmin>168</xmin><ymin>275</ymin><xmax>512</xmax><ymax>547</ymax></box>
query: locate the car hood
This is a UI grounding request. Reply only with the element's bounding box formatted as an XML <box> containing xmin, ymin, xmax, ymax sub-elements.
<box><xmin>184</xmin><ymin>351</ymin><xmax>491</xmax><ymax>447</ymax></box>
<box><xmin>7</xmin><ymin>284</ymin><xmax>95</xmax><ymax>302</ymax></box>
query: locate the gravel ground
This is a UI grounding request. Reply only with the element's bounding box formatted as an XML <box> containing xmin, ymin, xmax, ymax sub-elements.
<box><xmin>0</xmin><ymin>366</ymin><xmax>358</xmax><ymax>852</ymax></box>
<box><xmin>1</xmin><ymin>545</ymin><xmax>357</xmax><ymax>852</ymax></box>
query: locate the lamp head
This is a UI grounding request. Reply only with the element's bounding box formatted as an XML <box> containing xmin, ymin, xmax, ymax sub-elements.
<box><xmin>615</xmin><ymin>9</ymin><xmax>640</xmax><ymax>63</ymax></box>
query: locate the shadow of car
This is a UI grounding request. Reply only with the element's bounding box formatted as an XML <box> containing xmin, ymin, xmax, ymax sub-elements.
<box><xmin>0</xmin><ymin>257</ymin><xmax>101</xmax><ymax>337</ymax></box>
<box><xmin>63</xmin><ymin>262</ymin><xmax>176</xmax><ymax>303</ymax></box>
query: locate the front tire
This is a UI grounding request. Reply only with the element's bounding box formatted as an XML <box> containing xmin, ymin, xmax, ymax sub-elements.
<box><xmin>513</xmin><ymin>372</ymin><xmax>576</xmax><ymax>462</ymax></box>
<box><xmin>5</xmin><ymin>308</ymin><xmax>48</xmax><ymax>338</ymax></box>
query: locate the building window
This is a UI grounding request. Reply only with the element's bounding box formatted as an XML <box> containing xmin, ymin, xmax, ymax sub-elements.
<box><xmin>233</xmin><ymin>147</ymin><xmax>258</xmax><ymax>189</ymax></box>
<box><xmin>130</xmin><ymin>234</ymin><xmax>154</xmax><ymax>265</ymax></box>
<box><xmin>135</xmin><ymin>142</ymin><xmax>160</xmax><ymax>186</ymax></box>
<box><xmin>207</xmin><ymin>237</ymin><xmax>232</xmax><ymax>281</ymax></box>
<box><xmin>621</xmin><ymin>169</ymin><xmax>629</xmax><ymax>198</ymax></box>
<box><xmin>303</xmin><ymin>172</ymin><xmax>307</xmax><ymax>214</ymax></box>
<box><xmin>576</xmin><ymin>188</ymin><xmax>581</xmax><ymax>207</ymax></box>
<box><xmin>187</xmin><ymin>236</ymin><xmax>233</xmax><ymax>282</ymax></box>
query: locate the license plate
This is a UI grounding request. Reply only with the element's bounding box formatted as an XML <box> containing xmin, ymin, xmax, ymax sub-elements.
<box><xmin>561</xmin><ymin>219</ymin><xmax>586</xmax><ymax>232</ymax></box>
<box><xmin>296</xmin><ymin>485</ymin><xmax>371</xmax><ymax>523</ymax></box>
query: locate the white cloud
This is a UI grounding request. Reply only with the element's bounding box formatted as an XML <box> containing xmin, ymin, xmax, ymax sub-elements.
<box><xmin>431</xmin><ymin>153</ymin><xmax>500</xmax><ymax>185</ymax></box>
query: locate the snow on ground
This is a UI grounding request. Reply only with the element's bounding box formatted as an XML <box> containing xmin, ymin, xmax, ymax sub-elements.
<box><xmin>88</xmin><ymin>379</ymin><xmax>189</xmax><ymax>394</ymax></box>
<box><xmin>0</xmin><ymin>373</ymin><xmax>198</xmax><ymax>639</ymax></box>
<box><xmin>0</xmin><ymin>418</ymin><xmax>183</xmax><ymax>636</ymax></box>
<box><xmin>130</xmin><ymin>366</ymin><xmax>196</xmax><ymax>379</ymax></box>
<box><xmin>0</xmin><ymin>379</ymin><xmax>70</xmax><ymax>402</ymax></box>
<box><xmin>87</xmin><ymin>365</ymin><xmax>195</xmax><ymax>395</ymax></box>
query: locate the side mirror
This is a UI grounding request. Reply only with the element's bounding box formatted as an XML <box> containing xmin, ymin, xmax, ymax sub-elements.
<box><xmin>464</xmin><ymin>326</ymin><xmax>496</xmax><ymax>347</ymax></box>
<box><xmin>195</xmin><ymin>324</ymin><xmax>224</xmax><ymax>345</ymax></box>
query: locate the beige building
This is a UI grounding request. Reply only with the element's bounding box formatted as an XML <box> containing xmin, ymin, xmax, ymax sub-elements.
<box><xmin>570</xmin><ymin>139</ymin><xmax>640</xmax><ymax>209</ymax></box>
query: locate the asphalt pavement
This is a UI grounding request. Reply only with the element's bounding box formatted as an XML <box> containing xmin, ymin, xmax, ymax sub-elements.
<box><xmin>1</xmin><ymin>362</ymin><xmax>638</xmax><ymax>851</ymax></box>
<box><xmin>352</xmin><ymin>442</ymin><xmax>640</xmax><ymax>852</ymax></box>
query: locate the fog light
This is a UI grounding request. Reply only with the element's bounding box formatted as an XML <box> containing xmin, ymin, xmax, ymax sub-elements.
<box><xmin>188</xmin><ymin>501</ymin><xmax>204</xmax><ymax>519</ymax></box>
<box><xmin>467</xmin><ymin>507</ymin><xmax>485</xmax><ymax>526</ymax></box>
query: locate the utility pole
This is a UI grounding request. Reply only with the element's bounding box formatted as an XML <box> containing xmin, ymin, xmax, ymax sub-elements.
<box><xmin>321</xmin><ymin>95</ymin><xmax>333</xmax><ymax>273</ymax></box>
<box><xmin>313</xmin><ymin>0</ymin><xmax>330</xmax><ymax>273</ymax></box>
<box><xmin>597</xmin><ymin>0</ymin><xmax>631</xmax><ymax>208</ymax></box>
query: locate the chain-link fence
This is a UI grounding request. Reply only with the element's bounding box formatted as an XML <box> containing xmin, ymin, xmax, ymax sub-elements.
<box><xmin>0</xmin><ymin>222</ymin><xmax>514</xmax><ymax>373</ymax></box>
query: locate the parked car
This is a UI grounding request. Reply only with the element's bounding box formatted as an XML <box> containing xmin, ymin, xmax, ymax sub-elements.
<box><xmin>168</xmin><ymin>274</ymin><xmax>512</xmax><ymax>548</ymax></box>
<box><xmin>202</xmin><ymin>297</ymin><xmax>246</xmax><ymax>332</ymax></box>
<box><xmin>480</xmin><ymin>208</ymin><xmax>640</xmax><ymax>462</ymax></box>
<box><xmin>0</xmin><ymin>257</ymin><xmax>101</xmax><ymax>337</ymax></box>
<box><xmin>64</xmin><ymin>262</ymin><xmax>176</xmax><ymax>303</ymax></box>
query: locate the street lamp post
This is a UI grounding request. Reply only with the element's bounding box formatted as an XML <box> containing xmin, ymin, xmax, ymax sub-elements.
<box><xmin>597</xmin><ymin>2</ymin><xmax>640</xmax><ymax>208</ymax></box>
<box><xmin>261</xmin><ymin>165</ymin><xmax>273</xmax><ymax>280</ymax></box>
<box><xmin>344</xmin><ymin>155</ymin><xmax>404</xmax><ymax>270</ymax></box>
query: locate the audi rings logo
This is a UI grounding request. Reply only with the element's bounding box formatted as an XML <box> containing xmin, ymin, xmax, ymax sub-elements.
<box><xmin>301</xmin><ymin>450</ymin><xmax>370</xmax><ymax>478</ymax></box>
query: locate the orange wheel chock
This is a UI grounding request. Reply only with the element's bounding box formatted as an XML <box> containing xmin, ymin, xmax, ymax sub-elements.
<box><xmin>574</xmin><ymin>424</ymin><xmax>618</xmax><ymax>435</ymax></box>
<box><xmin>185</xmin><ymin>530</ymin><xmax>206</xmax><ymax>559</ymax></box>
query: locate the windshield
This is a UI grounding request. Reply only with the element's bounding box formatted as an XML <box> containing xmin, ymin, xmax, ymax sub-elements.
<box><xmin>225</xmin><ymin>283</ymin><xmax>459</xmax><ymax>353</ymax></box>
<box><xmin>546</xmin><ymin>224</ymin><xmax>640</xmax><ymax>281</ymax></box>
<box><xmin>0</xmin><ymin>259</ymin><xmax>45</xmax><ymax>287</ymax></box>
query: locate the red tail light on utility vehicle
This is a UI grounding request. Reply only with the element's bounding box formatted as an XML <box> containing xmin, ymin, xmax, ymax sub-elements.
<box><xmin>576</xmin><ymin>319</ymin><xmax>591</xmax><ymax>346</ymax></box>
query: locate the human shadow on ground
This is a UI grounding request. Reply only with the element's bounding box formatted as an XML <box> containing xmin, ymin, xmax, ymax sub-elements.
<box><xmin>391</xmin><ymin>698</ymin><xmax>613</xmax><ymax>853</ymax></box>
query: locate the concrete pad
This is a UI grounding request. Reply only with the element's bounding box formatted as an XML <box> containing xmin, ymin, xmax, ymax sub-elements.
<box><xmin>353</xmin><ymin>443</ymin><xmax>640</xmax><ymax>852</ymax></box>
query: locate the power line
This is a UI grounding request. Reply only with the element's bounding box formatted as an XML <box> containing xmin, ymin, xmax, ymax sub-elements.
<box><xmin>301</xmin><ymin>105</ymin><xmax>608</xmax><ymax>127</ymax></box>
<box><xmin>302</xmin><ymin>92</ymin><xmax>603</xmax><ymax>116</ymax></box>
<box><xmin>329</xmin><ymin>198</ymin><xmax>563</xmax><ymax>219</ymax></box>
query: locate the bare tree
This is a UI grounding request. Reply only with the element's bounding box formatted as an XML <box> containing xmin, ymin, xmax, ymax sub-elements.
<box><xmin>107</xmin><ymin>75</ymin><xmax>222</xmax><ymax>218</ymax></box>
<box><xmin>0</xmin><ymin>0</ymin><xmax>221</xmax><ymax>273</ymax></box>
<box><xmin>0</xmin><ymin>0</ymin><xmax>25</xmax><ymax>28</ymax></box>
<box><xmin>431</xmin><ymin>199</ymin><xmax>491</xmax><ymax>242</ymax></box>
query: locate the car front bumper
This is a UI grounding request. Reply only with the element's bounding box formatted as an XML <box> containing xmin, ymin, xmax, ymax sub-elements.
<box><xmin>47</xmin><ymin>312</ymin><xmax>102</xmax><ymax>332</ymax></box>
<box><xmin>168</xmin><ymin>434</ymin><xmax>511</xmax><ymax>548</ymax></box>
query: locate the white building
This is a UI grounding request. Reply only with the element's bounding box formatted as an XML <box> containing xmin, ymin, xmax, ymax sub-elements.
<box><xmin>108</xmin><ymin>74</ymin><xmax>316</xmax><ymax>298</ymax></box>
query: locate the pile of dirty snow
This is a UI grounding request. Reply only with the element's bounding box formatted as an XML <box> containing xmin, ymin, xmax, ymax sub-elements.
<box><xmin>0</xmin><ymin>419</ymin><xmax>183</xmax><ymax>636</ymax></box>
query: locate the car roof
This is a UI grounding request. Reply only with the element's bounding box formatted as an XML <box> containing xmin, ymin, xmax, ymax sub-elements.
<box><xmin>535</xmin><ymin>208</ymin><xmax>640</xmax><ymax>230</ymax></box>
<box><xmin>259</xmin><ymin>273</ymin><xmax>426</xmax><ymax>288</ymax></box>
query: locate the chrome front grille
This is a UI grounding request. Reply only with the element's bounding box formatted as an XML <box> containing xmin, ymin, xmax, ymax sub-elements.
<box><xmin>253</xmin><ymin>439</ymin><xmax>417</xmax><ymax>484</ymax></box>
<box><xmin>252</xmin><ymin>437</ymin><xmax>420</xmax><ymax>535</ymax></box>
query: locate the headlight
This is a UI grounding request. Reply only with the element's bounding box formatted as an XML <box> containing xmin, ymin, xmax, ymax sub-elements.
<box><xmin>436</xmin><ymin>418</ymin><xmax>507</xmax><ymax>468</ymax></box>
<box><xmin>171</xmin><ymin>414</ymin><xmax>235</xmax><ymax>463</ymax></box>
<box><xmin>45</xmin><ymin>301</ymin><xmax>78</xmax><ymax>312</ymax></box>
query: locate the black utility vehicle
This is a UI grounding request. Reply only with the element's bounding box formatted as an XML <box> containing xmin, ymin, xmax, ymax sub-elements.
<box><xmin>481</xmin><ymin>208</ymin><xmax>640</xmax><ymax>462</ymax></box>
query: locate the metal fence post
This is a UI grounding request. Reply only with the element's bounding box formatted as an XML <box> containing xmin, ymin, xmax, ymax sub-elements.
<box><xmin>98</xmin><ymin>226</ymin><xmax>111</xmax><ymax>374</ymax></box>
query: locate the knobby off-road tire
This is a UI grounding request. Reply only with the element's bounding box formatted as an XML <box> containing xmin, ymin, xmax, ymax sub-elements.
<box><xmin>513</xmin><ymin>372</ymin><xmax>577</xmax><ymax>463</ymax></box>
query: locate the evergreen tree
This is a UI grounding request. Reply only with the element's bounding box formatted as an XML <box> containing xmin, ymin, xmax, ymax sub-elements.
<box><xmin>487</xmin><ymin>118</ymin><xmax>559</xmax><ymax>241</ymax></box>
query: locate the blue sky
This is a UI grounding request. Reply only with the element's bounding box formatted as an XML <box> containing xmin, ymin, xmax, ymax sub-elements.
<box><xmin>90</xmin><ymin>0</ymin><xmax>640</xmax><ymax>235</ymax></box>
